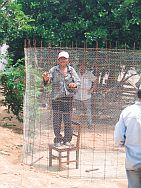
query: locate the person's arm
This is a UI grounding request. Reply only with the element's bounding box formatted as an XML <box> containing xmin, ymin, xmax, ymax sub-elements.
<box><xmin>43</xmin><ymin>67</ymin><xmax>54</xmax><ymax>86</ymax></box>
<box><xmin>88</xmin><ymin>71</ymin><xmax>97</xmax><ymax>93</ymax></box>
<box><xmin>68</xmin><ymin>67</ymin><xmax>81</xmax><ymax>89</ymax></box>
<box><xmin>43</xmin><ymin>71</ymin><xmax>50</xmax><ymax>86</ymax></box>
<box><xmin>114</xmin><ymin>113</ymin><xmax>126</xmax><ymax>147</ymax></box>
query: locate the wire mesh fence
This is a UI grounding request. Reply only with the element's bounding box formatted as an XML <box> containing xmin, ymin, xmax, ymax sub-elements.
<box><xmin>23</xmin><ymin>42</ymin><xmax>141</xmax><ymax>179</ymax></box>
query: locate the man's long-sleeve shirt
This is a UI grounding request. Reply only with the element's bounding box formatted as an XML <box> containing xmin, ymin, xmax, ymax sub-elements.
<box><xmin>114</xmin><ymin>101</ymin><xmax>141</xmax><ymax>170</ymax></box>
<box><xmin>45</xmin><ymin>65</ymin><xmax>80</xmax><ymax>100</ymax></box>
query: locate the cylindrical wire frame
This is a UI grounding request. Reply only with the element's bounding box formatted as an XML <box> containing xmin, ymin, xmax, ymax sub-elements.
<box><xmin>23</xmin><ymin>40</ymin><xmax>140</xmax><ymax>179</ymax></box>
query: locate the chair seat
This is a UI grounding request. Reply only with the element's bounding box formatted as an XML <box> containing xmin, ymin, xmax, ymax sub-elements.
<box><xmin>49</xmin><ymin>144</ymin><xmax>77</xmax><ymax>152</ymax></box>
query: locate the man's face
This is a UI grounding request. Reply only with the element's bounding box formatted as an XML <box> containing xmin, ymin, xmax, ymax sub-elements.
<box><xmin>79</xmin><ymin>64</ymin><xmax>86</xmax><ymax>74</ymax></box>
<box><xmin>58</xmin><ymin>57</ymin><xmax>69</xmax><ymax>67</ymax></box>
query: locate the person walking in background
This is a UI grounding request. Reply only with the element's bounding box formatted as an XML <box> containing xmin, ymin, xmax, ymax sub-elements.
<box><xmin>114</xmin><ymin>89</ymin><xmax>141</xmax><ymax>188</ymax></box>
<box><xmin>74</xmin><ymin>62</ymin><xmax>96</xmax><ymax>129</ymax></box>
<box><xmin>43</xmin><ymin>51</ymin><xmax>80</xmax><ymax>147</ymax></box>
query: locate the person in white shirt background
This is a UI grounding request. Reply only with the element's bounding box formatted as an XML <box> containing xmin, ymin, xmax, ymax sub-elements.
<box><xmin>114</xmin><ymin>89</ymin><xmax>141</xmax><ymax>188</ymax></box>
<box><xmin>74</xmin><ymin>62</ymin><xmax>96</xmax><ymax>129</ymax></box>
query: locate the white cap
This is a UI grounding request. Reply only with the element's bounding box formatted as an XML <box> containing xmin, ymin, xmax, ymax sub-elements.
<box><xmin>58</xmin><ymin>51</ymin><xmax>69</xmax><ymax>59</ymax></box>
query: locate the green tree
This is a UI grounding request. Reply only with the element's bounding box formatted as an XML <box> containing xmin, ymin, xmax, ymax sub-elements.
<box><xmin>0</xmin><ymin>0</ymin><xmax>33</xmax><ymax>121</ymax></box>
<box><xmin>0</xmin><ymin>58</ymin><xmax>25</xmax><ymax>122</ymax></box>
<box><xmin>16</xmin><ymin>0</ymin><xmax>141</xmax><ymax>48</ymax></box>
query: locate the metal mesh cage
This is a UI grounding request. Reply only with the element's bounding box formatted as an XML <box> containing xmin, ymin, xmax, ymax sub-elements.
<box><xmin>23</xmin><ymin>45</ymin><xmax>141</xmax><ymax>179</ymax></box>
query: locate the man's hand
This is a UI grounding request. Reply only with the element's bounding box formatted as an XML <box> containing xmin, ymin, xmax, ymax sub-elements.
<box><xmin>43</xmin><ymin>72</ymin><xmax>49</xmax><ymax>82</ymax></box>
<box><xmin>68</xmin><ymin>82</ymin><xmax>77</xmax><ymax>89</ymax></box>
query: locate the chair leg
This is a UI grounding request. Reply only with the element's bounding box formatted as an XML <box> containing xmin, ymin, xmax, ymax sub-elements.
<box><xmin>49</xmin><ymin>146</ymin><xmax>52</xmax><ymax>167</ymax></box>
<box><xmin>76</xmin><ymin>150</ymin><xmax>79</xmax><ymax>169</ymax></box>
<box><xmin>58</xmin><ymin>152</ymin><xmax>62</xmax><ymax>171</ymax></box>
<box><xmin>67</xmin><ymin>151</ymin><xmax>70</xmax><ymax>165</ymax></box>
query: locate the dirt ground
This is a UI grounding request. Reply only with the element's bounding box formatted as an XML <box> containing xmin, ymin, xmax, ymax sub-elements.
<box><xmin>0</xmin><ymin>89</ymin><xmax>128</xmax><ymax>188</ymax></box>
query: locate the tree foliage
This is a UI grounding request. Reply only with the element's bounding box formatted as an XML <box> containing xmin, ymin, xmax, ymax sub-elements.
<box><xmin>0</xmin><ymin>58</ymin><xmax>25</xmax><ymax>122</ymax></box>
<box><xmin>0</xmin><ymin>0</ymin><xmax>33</xmax><ymax>44</ymax></box>
<box><xmin>0</xmin><ymin>0</ymin><xmax>32</xmax><ymax>121</ymax></box>
<box><xmin>17</xmin><ymin>0</ymin><xmax>141</xmax><ymax>48</ymax></box>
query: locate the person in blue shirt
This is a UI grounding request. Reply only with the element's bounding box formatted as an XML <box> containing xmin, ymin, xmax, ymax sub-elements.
<box><xmin>43</xmin><ymin>51</ymin><xmax>80</xmax><ymax>147</ymax></box>
<box><xmin>114</xmin><ymin>89</ymin><xmax>141</xmax><ymax>188</ymax></box>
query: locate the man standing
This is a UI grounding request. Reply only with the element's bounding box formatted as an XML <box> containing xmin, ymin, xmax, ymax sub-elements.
<box><xmin>114</xmin><ymin>89</ymin><xmax>141</xmax><ymax>188</ymax></box>
<box><xmin>74</xmin><ymin>62</ymin><xmax>96</xmax><ymax>129</ymax></box>
<box><xmin>43</xmin><ymin>51</ymin><xmax>80</xmax><ymax>147</ymax></box>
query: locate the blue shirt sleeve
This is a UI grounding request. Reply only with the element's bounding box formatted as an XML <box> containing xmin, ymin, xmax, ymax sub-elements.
<box><xmin>114</xmin><ymin>113</ymin><xmax>126</xmax><ymax>146</ymax></box>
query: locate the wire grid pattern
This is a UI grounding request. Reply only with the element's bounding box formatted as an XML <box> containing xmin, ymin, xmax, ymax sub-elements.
<box><xmin>23</xmin><ymin>46</ymin><xmax>141</xmax><ymax>179</ymax></box>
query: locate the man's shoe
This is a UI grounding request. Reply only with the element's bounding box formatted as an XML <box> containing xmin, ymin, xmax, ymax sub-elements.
<box><xmin>64</xmin><ymin>142</ymin><xmax>73</xmax><ymax>147</ymax></box>
<box><xmin>54</xmin><ymin>142</ymin><xmax>61</xmax><ymax>147</ymax></box>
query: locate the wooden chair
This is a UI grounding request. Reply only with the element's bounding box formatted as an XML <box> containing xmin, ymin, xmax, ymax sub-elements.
<box><xmin>49</xmin><ymin>121</ymin><xmax>81</xmax><ymax>171</ymax></box>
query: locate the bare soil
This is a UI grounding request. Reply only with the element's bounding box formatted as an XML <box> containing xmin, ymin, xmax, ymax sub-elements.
<box><xmin>0</xmin><ymin>89</ymin><xmax>128</xmax><ymax>188</ymax></box>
